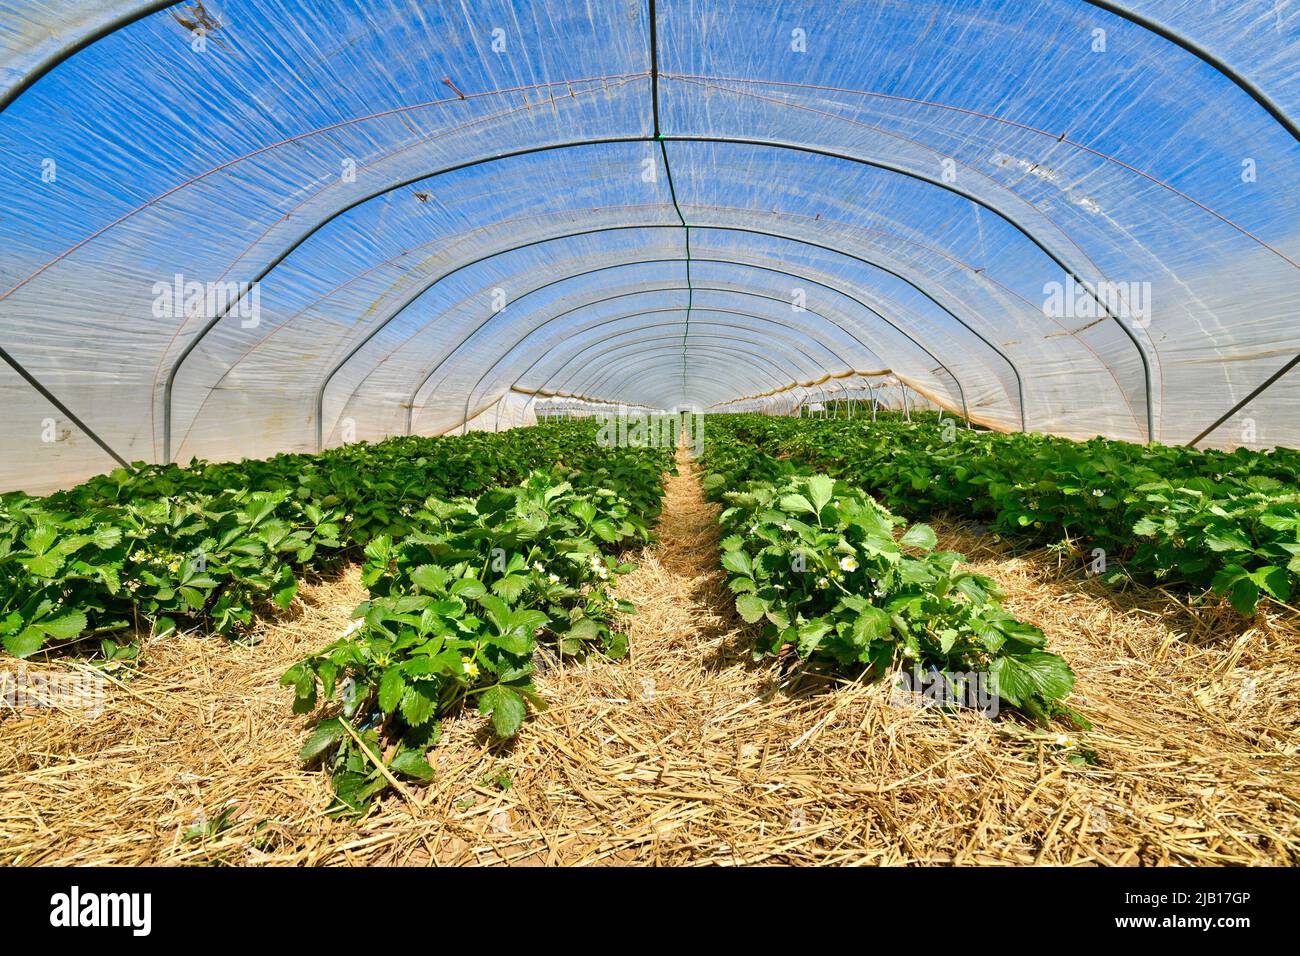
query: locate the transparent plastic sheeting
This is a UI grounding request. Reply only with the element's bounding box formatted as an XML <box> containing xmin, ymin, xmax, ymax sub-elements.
<box><xmin>0</xmin><ymin>0</ymin><xmax>1296</xmax><ymax>495</ymax></box>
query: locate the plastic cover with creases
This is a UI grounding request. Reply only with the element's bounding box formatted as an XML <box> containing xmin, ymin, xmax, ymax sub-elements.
<box><xmin>0</xmin><ymin>0</ymin><xmax>1296</xmax><ymax>494</ymax></box>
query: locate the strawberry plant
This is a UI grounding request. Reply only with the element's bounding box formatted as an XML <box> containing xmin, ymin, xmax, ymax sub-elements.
<box><xmin>716</xmin><ymin>415</ymin><xmax>1300</xmax><ymax>614</ymax></box>
<box><xmin>282</xmin><ymin>453</ymin><xmax>671</xmax><ymax>815</ymax></box>
<box><xmin>703</xmin><ymin>422</ymin><xmax>1080</xmax><ymax>723</ymax></box>
<box><xmin>0</xmin><ymin>422</ymin><xmax>670</xmax><ymax>660</ymax></box>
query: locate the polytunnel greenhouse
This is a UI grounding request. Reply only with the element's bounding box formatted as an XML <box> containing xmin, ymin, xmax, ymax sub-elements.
<box><xmin>0</xmin><ymin>0</ymin><xmax>1297</xmax><ymax>884</ymax></box>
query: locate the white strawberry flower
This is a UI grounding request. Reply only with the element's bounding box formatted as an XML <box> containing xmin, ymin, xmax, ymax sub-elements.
<box><xmin>839</xmin><ymin>556</ymin><xmax>859</xmax><ymax>572</ymax></box>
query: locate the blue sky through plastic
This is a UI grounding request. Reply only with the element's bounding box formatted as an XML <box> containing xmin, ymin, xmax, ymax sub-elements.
<box><xmin>0</xmin><ymin>0</ymin><xmax>1296</xmax><ymax>489</ymax></box>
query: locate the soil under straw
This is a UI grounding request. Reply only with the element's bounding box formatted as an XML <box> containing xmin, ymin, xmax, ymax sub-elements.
<box><xmin>1</xmin><ymin>449</ymin><xmax>1297</xmax><ymax>865</ymax></box>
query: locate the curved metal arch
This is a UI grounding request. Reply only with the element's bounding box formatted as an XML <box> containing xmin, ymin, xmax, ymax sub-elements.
<box><xmin>1079</xmin><ymin>0</ymin><xmax>1298</xmax><ymax>142</ymax></box>
<box><xmin>324</xmin><ymin>270</ymin><xmax>970</xmax><ymax>449</ymax></box>
<box><xmin>309</xmin><ymin>221</ymin><xmax>1024</xmax><ymax>451</ymax></box>
<box><xmin>509</xmin><ymin>307</ymin><xmax>853</xmax><ymax>394</ymax></box>
<box><xmin>164</xmin><ymin>130</ymin><xmax>1137</xmax><ymax>458</ymax></box>
<box><xmin>567</xmin><ymin>346</ymin><xmax>777</xmax><ymax>402</ymax></box>
<box><xmin>667</xmin><ymin>136</ymin><xmax>1154</xmax><ymax>438</ymax></box>
<box><xmin>6</xmin><ymin>1</ymin><xmax>1289</xmax><ymax>141</ymax></box>
<box><xmin>575</xmin><ymin>365</ymin><xmax>762</xmax><ymax>410</ymax></box>
<box><xmin>459</xmin><ymin>313</ymin><xmax>845</xmax><ymax>435</ymax></box>
<box><xmin>478</xmin><ymin>350</ymin><xmax>762</xmax><ymax>430</ymax></box>
<box><xmin>556</xmin><ymin>328</ymin><xmax>819</xmax><ymax>384</ymax></box>
<box><xmin>457</xmin><ymin>308</ymin><xmax>863</xmax><ymax>431</ymax></box>
<box><xmin>163</xmin><ymin>135</ymin><xmax>641</xmax><ymax>460</ymax></box>
<box><xmin>555</xmin><ymin>348</ymin><xmax>789</xmax><ymax>409</ymax></box>
<box><xmin>530</xmin><ymin>348</ymin><xmax>779</xmax><ymax>418</ymax></box>
<box><xmin>433</xmin><ymin>257</ymin><xmax>975</xmax><ymax>437</ymax></box>
<box><xmin>483</xmin><ymin>298</ymin><xmax>874</xmax><ymax>434</ymax></box>
<box><xmin>12</xmin><ymin>7</ymin><xmax>1296</xmax><ymax>448</ymax></box>
<box><xmin>513</xmin><ymin>309</ymin><xmax>853</xmax><ymax>395</ymax></box>
<box><xmin>368</xmin><ymin>282</ymin><xmax>887</xmax><ymax>443</ymax></box>
<box><xmin>564</xmin><ymin>337</ymin><xmax>798</xmax><ymax>394</ymax></box>
<box><xmin>384</xmin><ymin>256</ymin><xmax>975</xmax><ymax>439</ymax></box>
<box><xmin>0</xmin><ymin>1</ymin><xmax>179</xmax><ymax>114</ymax></box>
<box><xmin>322</xmin><ymin>283</ymin><xmax>889</xmax><ymax>447</ymax></box>
<box><xmin>371</xmin><ymin>291</ymin><xmax>856</xmax><ymax>444</ymax></box>
<box><xmin>534</xmin><ymin>330</ymin><xmax>841</xmax><ymax>406</ymax></box>
<box><xmin>525</xmin><ymin>324</ymin><xmax>815</xmax><ymax>390</ymax></box>
<box><xmin>579</xmin><ymin>353</ymin><xmax>847</xmax><ymax>409</ymax></box>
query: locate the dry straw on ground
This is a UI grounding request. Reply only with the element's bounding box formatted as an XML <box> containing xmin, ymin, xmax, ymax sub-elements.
<box><xmin>1</xmin><ymin>450</ymin><xmax>1296</xmax><ymax>865</ymax></box>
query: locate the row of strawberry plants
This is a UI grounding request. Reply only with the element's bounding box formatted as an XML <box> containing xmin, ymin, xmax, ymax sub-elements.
<box><xmin>719</xmin><ymin>415</ymin><xmax>1300</xmax><ymax>614</ymax></box>
<box><xmin>282</xmin><ymin>449</ymin><xmax>673</xmax><ymax>815</ymax></box>
<box><xmin>701</xmin><ymin>420</ymin><xmax>1080</xmax><ymax>723</ymax></box>
<box><xmin>0</xmin><ymin>423</ymin><xmax>646</xmax><ymax>659</ymax></box>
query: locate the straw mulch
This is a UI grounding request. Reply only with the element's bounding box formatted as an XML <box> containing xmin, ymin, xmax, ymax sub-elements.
<box><xmin>1</xmin><ymin>450</ymin><xmax>1297</xmax><ymax>865</ymax></box>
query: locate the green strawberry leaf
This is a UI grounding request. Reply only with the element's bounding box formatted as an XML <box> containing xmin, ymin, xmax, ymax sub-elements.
<box><xmin>378</xmin><ymin>667</ymin><xmax>406</xmax><ymax>714</ymax></box>
<box><xmin>735</xmin><ymin>593</ymin><xmax>767</xmax><ymax>624</ymax></box>
<box><xmin>478</xmin><ymin>685</ymin><xmax>527</xmax><ymax>738</ymax></box>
